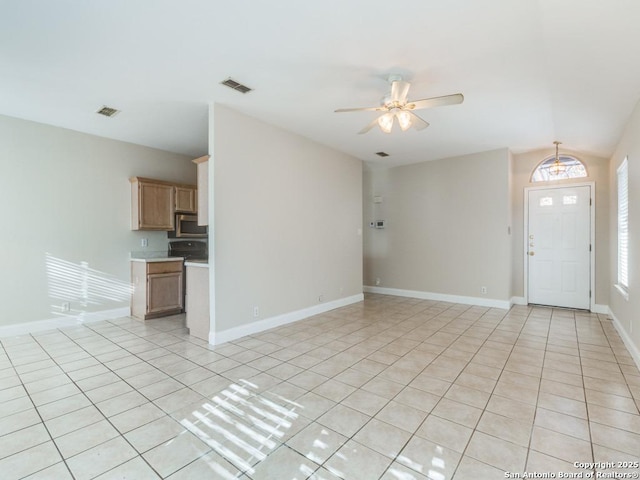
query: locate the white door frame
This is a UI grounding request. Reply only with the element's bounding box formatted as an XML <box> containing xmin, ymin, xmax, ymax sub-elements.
<box><xmin>523</xmin><ymin>182</ymin><xmax>596</xmax><ymax>311</ymax></box>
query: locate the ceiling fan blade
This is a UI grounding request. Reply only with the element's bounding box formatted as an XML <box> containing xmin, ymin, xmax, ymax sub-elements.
<box><xmin>391</xmin><ymin>80</ymin><xmax>411</xmax><ymax>104</ymax></box>
<box><xmin>335</xmin><ymin>106</ymin><xmax>385</xmax><ymax>113</ymax></box>
<box><xmin>358</xmin><ymin>117</ymin><xmax>381</xmax><ymax>134</ymax></box>
<box><xmin>407</xmin><ymin>93</ymin><xmax>464</xmax><ymax>110</ymax></box>
<box><xmin>409</xmin><ymin>112</ymin><xmax>430</xmax><ymax>131</ymax></box>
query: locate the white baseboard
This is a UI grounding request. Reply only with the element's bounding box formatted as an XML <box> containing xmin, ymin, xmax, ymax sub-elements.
<box><xmin>510</xmin><ymin>296</ymin><xmax>527</xmax><ymax>306</ymax></box>
<box><xmin>0</xmin><ymin>307</ymin><xmax>131</xmax><ymax>338</ymax></box>
<box><xmin>508</xmin><ymin>296</ymin><xmax>608</xmax><ymax>314</ymax></box>
<box><xmin>592</xmin><ymin>304</ymin><xmax>609</xmax><ymax>314</ymax></box>
<box><xmin>608</xmin><ymin>308</ymin><xmax>640</xmax><ymax>371</ymax></box>
<box><xmin>363</xmin><ymin>286</ymin><xmax>510</xmax><ymax>310</ymax></box>
<box><xmin>210</xmin><ymin>294</ymin><xmax>365</xmax><ymax>345</ymax></box>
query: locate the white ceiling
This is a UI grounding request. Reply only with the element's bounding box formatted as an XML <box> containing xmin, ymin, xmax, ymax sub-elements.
<box><xmin>2</xmin><ymin>1</ymin><xmax>640</xmax><ymax>167</ymax></box>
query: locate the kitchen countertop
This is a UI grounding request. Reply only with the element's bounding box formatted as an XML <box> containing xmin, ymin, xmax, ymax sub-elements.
<box><xmin>185</xmin><ymin>260</ymin><xmax>209</xmax><ymax>268</ymax></box>
<box><xmin>130</xmin><ymin>252</ymin><xmax>184</xmax><ymax>263</ymax></box>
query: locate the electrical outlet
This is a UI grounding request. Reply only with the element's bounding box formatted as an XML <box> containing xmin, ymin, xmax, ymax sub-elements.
<box><xmin>141</xmin><ymin>238</ymin><xmax>148</xmax><ymax>247</ymax></box>
<box><xmin>253</xmin><ymin>306</ymin><xmax>259</xmax><ymax>317</ymax></box>
<box><xmin>318</xmin><ymin>294</ymin><xmax>324</xmax><ymax>303</ymax></box>
<box><xmin>62</xmin><ymin>302</ymin><xmax>71</xmax><ymax>312</ymax></box>
<box><xmin>375</xmin><ymin>278</ymin><xmax>381</xmax><ymax>286</ymax></box>
<box><xmin>481</xmin><ymin>286</ymin><xmax>487</xmax><ymax>294</ymax></box>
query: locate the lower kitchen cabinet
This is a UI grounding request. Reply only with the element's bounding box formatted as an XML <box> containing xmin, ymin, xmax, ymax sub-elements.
<box><xmin>131</xmin><ymin>258</ymin><xmax>183</xmax><ymax>320</ymax></box>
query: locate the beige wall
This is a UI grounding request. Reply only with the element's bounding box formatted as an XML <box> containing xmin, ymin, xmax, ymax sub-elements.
<box><xmin>363</xmin><ymin>148</ymin><xmax>512</xmax><ymax>302</ymax></box>
<box><xmin>609</xmin><ymin>99</ymin><xmax>640</xmax><ymax>355</ymax></box>
<box><xmin>0</xmin><ymin>115</ymin><xmax>195</xmax><ymax>325</ymax></box>
<box><xmin>510</xmin><ymin>148</ymin><xmax>610</xmax><ymax>306</ymax></box>
<box><xmin>212</xmin><ymin>105</ymin><xmax>363</xmax><ymax>333</ymax></box>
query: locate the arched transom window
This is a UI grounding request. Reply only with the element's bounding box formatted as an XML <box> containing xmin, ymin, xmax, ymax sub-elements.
<box><xmin>531</xmin><ymin>155</ymin><xmax>588</xmax><ymax>182</ymax></box>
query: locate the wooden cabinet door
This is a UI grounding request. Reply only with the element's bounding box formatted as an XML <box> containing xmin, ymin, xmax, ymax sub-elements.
<box><xmin>136</xmin><ymin>181</ymin><xmax>174</xmax><ymax>230</ymax></box>
<box><xmin>175</xmin><ymin>186</ymin><xmax>197</xmax><ymax>213</ymax></box>
<box><xmin>147</xmin><ymin>272</ymin><xmax>183</xmax><ymax>314</ymax></box>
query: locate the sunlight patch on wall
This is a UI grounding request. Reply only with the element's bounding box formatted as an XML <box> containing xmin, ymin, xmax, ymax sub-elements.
<box><xmin>46</xmin><ymin>253</ymin><xmax>133</xmax><ymax>315</ymax></box>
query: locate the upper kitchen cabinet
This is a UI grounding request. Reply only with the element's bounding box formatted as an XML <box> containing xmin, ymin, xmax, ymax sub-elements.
<box><xmin>130</xmin><ymin>176</ymin><xmax>198</xmax><ymax>230</ymax></box>
<box><xmin>193</xmin><ymin>155</ymin><xmax>209</xmax><ymax>226</ymax></box>
<box><xmin>175</xmin><ymin>185</ymin><xmax>197</xmax><ymax>213</ymax></box>
<box><xmin>130</xmin><ymin>177</ymin><xmax>175</xmax><ymax>230</ymax></box>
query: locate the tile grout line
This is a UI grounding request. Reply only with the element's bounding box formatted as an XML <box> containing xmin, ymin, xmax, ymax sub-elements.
<box><xmin>310</xmin><ymin>302</ymin><xmax>521</xmax><ymax>478</ymax></box>
<box><xmin>295</xmin><ymin>300</ymin><xmax>477</xmax><ymax>479</ymax></box>
<box><xmin>324</xmin><ymin>302</ymin><xmax>532</xmax><ymax>478</ymax></box>
<box><xmin>29</xmin><ymin>324</ymin><xmax>175</xmax><ymax>479</ymax></box>
<box><xmin>231</xmin><ymin>299</ymin><xmax>480</xmax><ymax>478</ymax></box>
<box><xmin>3</xmin><ymin>332</ymin><xmax>77</xmax><ymax>479</ymax></box>
<box><xmin>524</xmin><ymin>308</ymin><xmax>567</xmax><ymax>473</ymax></box>
<box><xmin>447</xmin><ymin>305</ymin><xmax>535</xmax><ymax>477</ymax></box>
<box><xmin>63</xmin><ymin>318</ymin><xmax>258</xmax><ymax>478</ymax></box>
<box><xmin>227</xmin><ymin>299</ymin><xmax>456</xmax><ymax>478</ymax></box>
<box><xmin>575</xmin><ymin>311</ymin><xmax>598</xmax><ymax>478</ymax></box>
<box><xmin>2</xmin><ymin>295</ymin><xmax>639</xmax><ymax>479</ymax></box>
<box><xmin>37</xmin><ymin>331</ymin><xmax>156</xmax><ymax>478</ymax></box>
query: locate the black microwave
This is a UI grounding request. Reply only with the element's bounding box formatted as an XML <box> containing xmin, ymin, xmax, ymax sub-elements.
<box><xmin>168</xmin><ymin>214</ymin><xmax>208</xmax><ymax>238</ymax></box>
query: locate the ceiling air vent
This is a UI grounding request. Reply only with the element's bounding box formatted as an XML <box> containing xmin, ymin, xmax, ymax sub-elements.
<box><xmin>96</xmin><ymin>106</ymin><xmax>120</xmax><ymax>117</ymax></box>
<box><xmin>375</xmin><ymin>151</ymin><xmax>390</xmax><ymax>157</ymax></box>
<box><xmin>221</xmin><ymin>77</ymin><xmax>253</xmax><ymax>94</ymax></box>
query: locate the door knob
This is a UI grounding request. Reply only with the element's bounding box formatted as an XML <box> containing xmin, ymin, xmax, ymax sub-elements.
<box><xmin>529</xmin><ymin>251</ymin><xmax>535</xmax><ymax>256</ymax></box>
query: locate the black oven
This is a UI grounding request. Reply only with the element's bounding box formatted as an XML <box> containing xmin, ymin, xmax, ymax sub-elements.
<box><xmin>168</xmin><ymin>240</ymin><xmax>208</xmax><ymax>261</ymax></box>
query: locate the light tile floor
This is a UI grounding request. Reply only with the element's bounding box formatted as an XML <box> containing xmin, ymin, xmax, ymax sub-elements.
<box><xmin>1</xmin><ymin>294</ymin><xmax>639</xmax><ymax>479</ymax></box>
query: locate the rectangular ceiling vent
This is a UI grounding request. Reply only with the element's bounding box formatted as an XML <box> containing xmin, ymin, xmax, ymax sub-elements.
<box><xmin>221</xmin><ymin>77</ymin><xmax>253</xmax><ymax>94</ymax></box>
<box><xmin>375</xmin><ymin>151</ymin><xmax>390</xmax><ymax>157</ymax></box>
<box><xmin>96</xmin><ymin>106</ymin><xmax>120</xmax><ymax>117</ymax></box>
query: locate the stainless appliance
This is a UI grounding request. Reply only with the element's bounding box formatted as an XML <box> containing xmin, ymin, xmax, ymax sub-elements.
<box><xmin>168</xmin><ymin>214</ymin><xmax>208</xmax><ymax>238</ymax></box>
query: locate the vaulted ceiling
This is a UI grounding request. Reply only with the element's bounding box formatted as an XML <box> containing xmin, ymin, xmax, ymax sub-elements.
<box><xmin>2</xmin><ymin>1</ymin><xmax>640</xmax><ymax>166</ymax></box>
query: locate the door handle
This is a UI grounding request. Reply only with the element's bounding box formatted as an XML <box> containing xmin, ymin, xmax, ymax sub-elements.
<box><xmin>529</xmin><ymin>251</ymin><xmax>535</xmax><ymax>256</ymax></box>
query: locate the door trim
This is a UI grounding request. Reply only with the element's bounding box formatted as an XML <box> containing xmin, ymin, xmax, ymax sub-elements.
<box><xmin>523</xmin><ymin>182</ymin><xmax>595</xmax><ymax>311</ymax></box>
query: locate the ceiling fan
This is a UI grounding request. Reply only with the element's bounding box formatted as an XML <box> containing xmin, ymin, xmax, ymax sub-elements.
<box><xmin>335</xmin><ymin>74</ymin><xmax>464</xmax><ymax>134</ymax></box>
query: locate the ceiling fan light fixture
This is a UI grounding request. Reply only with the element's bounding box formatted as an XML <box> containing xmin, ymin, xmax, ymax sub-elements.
<box><xmin>335</xmin><ymin>75</ymin><xmax>463</xmax><ymax>134</ymax></box>
<box><xmin>396</xmin><ymin>110</ymin><xmax>412</xmax><ymax>131</ymax></box>
<box><xmin>378</xmin><ymin>112</ymin><xmax>394</xmax><ymax>133</ymax></box>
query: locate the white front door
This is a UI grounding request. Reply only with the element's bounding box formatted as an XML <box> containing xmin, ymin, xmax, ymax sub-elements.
<box><xmin>527</xmin><ymin>185</ymin><xmax>591</xmax><ymax>309</ymax></box>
